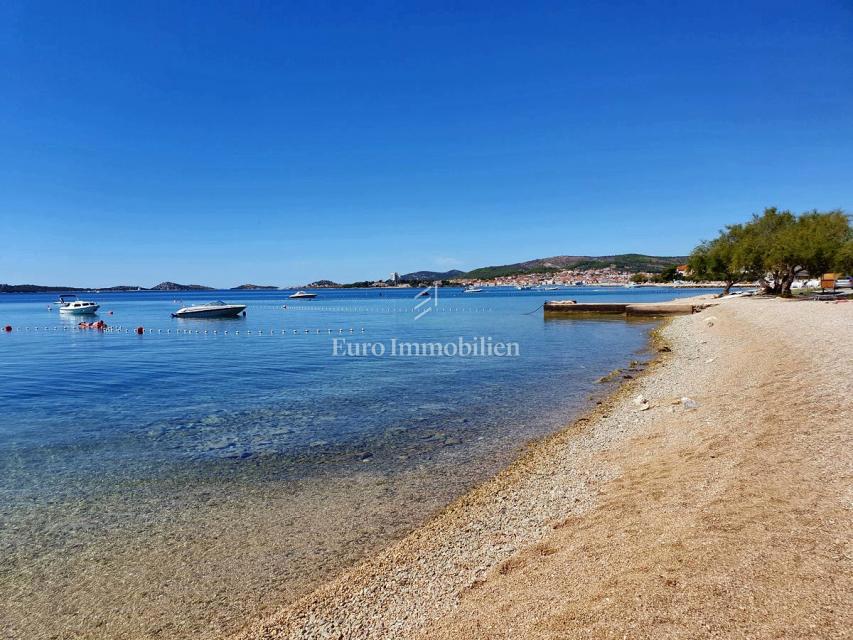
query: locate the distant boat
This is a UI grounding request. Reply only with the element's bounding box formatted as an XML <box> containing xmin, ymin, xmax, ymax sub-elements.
<box><xmin>171</xmin><ymin>301</ymin><xmax>246</xmax><ymax>318</ymax></box>
<box><xmin>289</xmin><ymin>291</ymin><xmax>317</xmax><ymax>299</ymax></box>
<box><xmin>463</xmin><ymin>287</ymin><xmax>483</xmax><ymax>293</ymax></box>
<box><xmin>541</xmin><ymin>286</ymin><xmax>560</xmax><ymax>291</ymax></box>
<box><xmin>59</xmin><ymin>298</ymin><xmax>100</xmax><ymax>315</ymax></box>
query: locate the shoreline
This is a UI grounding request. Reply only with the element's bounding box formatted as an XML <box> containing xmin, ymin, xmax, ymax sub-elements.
<box><xmin>234</xmin><ymin>295</ymin><xmax>851</xmax><ymax>639</ymax></box>
<box><xmin>1</xmin><ymin>296</ymin><xmax>658</xmax><ymax>640</ymax></box>
<box><xmin>230</xmin><ymin>299</ymin><xmax>691</xmax><ymax>639</ymax></box>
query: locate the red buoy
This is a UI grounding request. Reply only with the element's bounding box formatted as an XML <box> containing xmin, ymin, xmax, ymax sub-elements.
<box><xmin>4</xmin><ymin>325</ymin><xmax>11</xmax><ymax>332</ymax></box>
<box><xmin>136</xmin><ymin>326</ymin><xmax>144</xmax><ymax>335</ymax></box>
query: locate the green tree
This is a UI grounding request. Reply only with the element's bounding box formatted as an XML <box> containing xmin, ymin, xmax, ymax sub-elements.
<box><xmin>835</xmin><ymin>239</ymin><xmax>853</xmax><ymax>274</ymax></box>
<box><xmin>794</xmin><ymin>211</ymin><xmax>851</xmax><ymax>279</ymax></box>
<box><xmin>730</xmin><ymin>207</ymin><xmax>797</xmax><ymax>295</ymax></box>
<box><xmin>688</xmin><ymin>225</ymin><xmax>742</xmax><ymax>295</ymax></box>
<box><xmin>689</xmin><ymin>207</ymin><xmax>851</xmax><ymax>297</ymax></box>
<box><xmin>653</xmin><ymin>265</ymin><xmax>679</xmax><ymax>283</ymax></box>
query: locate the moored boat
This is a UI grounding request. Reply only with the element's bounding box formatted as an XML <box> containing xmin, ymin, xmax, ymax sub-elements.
<box><xmin>171</xmin><ymin>301</ymin><xmax>247</xmax><ymax>318</ymax></box>
<box><xmin>58</xmin><ymin>298</ymin><xmax>100</xmax><ymax>315</ymax></box>
<box><xmin>56</xmin><ymin>294</ymin><xmax>79</xmax><ymax>309</ymax></box>
<box><xmin>288</xmin><ymin>291</ymin><xmax>317</xmax><ymax>299</ymax></box>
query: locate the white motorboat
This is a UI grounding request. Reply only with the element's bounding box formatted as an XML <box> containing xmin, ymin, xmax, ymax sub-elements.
<box><xmin>288</xmin><ymin>291</ymin><xmax>317</xmax><ymax>299</ymax></box>
<box><xmin>463</xmin><ymin>287</ymin><xmax>482</xmax><ymax>293</ymax></box>
<box><xmin>56</xmin><ymin>294</ymin><xmax>79</xmax><ymax>309</ymax></box>
<box><xmin>171</xmin><ymin>300</ymin><xmax>247</xmax><ymax>318</ymax></box>
<box><xmin>59</xmin><ymin>299</ymin><xmax>100</xmax><ymax>315</ymax></box>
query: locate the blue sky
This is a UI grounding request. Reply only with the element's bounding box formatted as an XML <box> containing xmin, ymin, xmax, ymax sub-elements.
<box><xmin>1</xmin><ymin>1</ymin><xmax>851</xmax><ymax>287</ymax></box>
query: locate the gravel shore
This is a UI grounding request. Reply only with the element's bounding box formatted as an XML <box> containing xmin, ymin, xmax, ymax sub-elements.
<box><xmin>234</xmin><ymin>296</ymin><xmax>852</xmax><ymax>639</ymax></box>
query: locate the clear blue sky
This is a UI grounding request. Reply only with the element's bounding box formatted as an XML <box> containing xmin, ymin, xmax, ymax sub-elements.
<box><xmin>1</xmin><ymin>1</ymin><xmax>851</xmax><ymax>287</ymax></box>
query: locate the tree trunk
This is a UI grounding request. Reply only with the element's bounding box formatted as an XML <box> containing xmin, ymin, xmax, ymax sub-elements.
<box><xmin>723</xmin><ymin>280</ymin><xmax>733</xmax><ymax>295</ymax></box>
<box><xmin>779</xmin><ymin>268</ymin><xmax>798</xmax><ymax>297</ymax></box>
<box><xmin>759</xmin><ymin>276</ymin><xmax>778</xmax><ymax>295</ymax></box>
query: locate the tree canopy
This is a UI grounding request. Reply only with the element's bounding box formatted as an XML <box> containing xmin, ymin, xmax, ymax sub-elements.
<box><xmin>689</xmin><ymin>207</ymin><xmax>852</xmax><ymax>296</ymax></box>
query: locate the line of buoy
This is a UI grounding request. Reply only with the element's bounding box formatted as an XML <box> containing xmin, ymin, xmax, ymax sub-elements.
<box><xmin>4</xmin><ymin>325</ymin><xmax>368</xmax><ymax>335</ymax></box>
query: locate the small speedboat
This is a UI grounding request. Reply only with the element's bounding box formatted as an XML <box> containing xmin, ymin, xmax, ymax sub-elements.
<box><xmin>59</xmin><ymin>298</ymin><xmax>100</xmax><ymax>315</ymax></box>
<box><xmin>463</xmin><ymin>287</ymin><xmax>483</xmax><ymax>293</ymax></box>
<box><xmin>288</xmin><ymin>291</ymin><xmax>317</xmax><ymax>299</ymax></box>
<box><xmin>171</xmin><ymin>300</ymin><xmax>246</xmax><ymax>318</ymax></box>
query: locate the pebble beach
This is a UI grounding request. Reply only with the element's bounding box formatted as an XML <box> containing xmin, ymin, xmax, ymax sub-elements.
<box><xmin>235</xmin><ymin>295</ymin><xmax>852</xmax><ymax>639</ymax></box>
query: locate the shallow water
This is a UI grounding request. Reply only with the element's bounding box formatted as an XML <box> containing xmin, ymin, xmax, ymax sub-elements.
<box><xmin>0</xmin><ymin>286</ymin><xmax>716</xmax><ymax>639</ymax></box>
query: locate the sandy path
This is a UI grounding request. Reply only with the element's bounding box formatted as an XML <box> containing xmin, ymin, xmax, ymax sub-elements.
<box><xmin>235</xmin><ymin>297</ymin><xmax>852</xmax><ymax>639</ymax></box>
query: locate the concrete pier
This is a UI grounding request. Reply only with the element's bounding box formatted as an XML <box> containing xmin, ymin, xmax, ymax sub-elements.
<box><xmin>544</xmin><ymin>300</ymin><xmax>701</xmax><ymax>316</ymax></box>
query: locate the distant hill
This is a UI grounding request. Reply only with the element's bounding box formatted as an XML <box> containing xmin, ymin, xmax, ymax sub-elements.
<box><xmin>230</xmin><ymin>284</ymin><xmax>279</xmax><ymax>290</ymax></box>
<box><xmin>1</xmin><ymin>284</ymin><xmax>144</xmax><ymax>293</ymax></box>
<box><xmin>150</xmin><ymin>281</ymin><xmax>214</xmax><ymax>291</ymax></box>
<box><xmin>3</xmin><ymin>254</ymin><xmax>687</xmax><ymax>294</ymax></box>
<box><xmin>306</xmin><ymin>280</ymin><xmax>341</xmax><ymax>288</ymax></box>
<box><xmin>399</xmin><ymin>269</ymin><xmax>466</xmax><ymax>282</ymax></box>
<box><xmin>464</xmin><ymin>254</ymin><xmax>687</xmax><ymax>279</ymax></box>
<box><xmin>0</xmin><ymin>283</ymin><xmax>81</xmax><ymax>293</ymax></box>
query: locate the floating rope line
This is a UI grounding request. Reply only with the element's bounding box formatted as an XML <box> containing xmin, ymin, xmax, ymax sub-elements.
<box><xmin>3</xmin><ymin>326</ymin><xmax>368</xmax><ymax>336</ymax></box>
<box><xmin>280</xmin><ymin>306</ymin><xmax>493</xmax><ymax>313</ymax></box>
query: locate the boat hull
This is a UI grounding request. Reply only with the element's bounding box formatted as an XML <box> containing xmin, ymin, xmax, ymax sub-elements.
<box><xmin>59</xmin><ymin>305</ymin><xmax>100</xmax><ymax>315</ymax></box>
<box><xmin>172</xmin><ymin>305</ymin><xmax>246</xmax><ymax>318</ymax></box>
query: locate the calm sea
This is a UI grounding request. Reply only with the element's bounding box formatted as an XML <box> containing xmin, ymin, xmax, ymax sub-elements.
<box><xmin>0</xmin><ymin>286</ymin><xmax>717</xmax><ymax>639</ymax></box>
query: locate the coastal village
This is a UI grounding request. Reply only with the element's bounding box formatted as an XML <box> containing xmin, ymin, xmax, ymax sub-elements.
<box><xmin>453</xmin><ymin>264</ymin><xmax>690</xmax><ymax>288</ymax></box>
<box><xmin>339</xmin><ymin>264</ymin><xmax>710</xmax><ymax>290</ymax></box>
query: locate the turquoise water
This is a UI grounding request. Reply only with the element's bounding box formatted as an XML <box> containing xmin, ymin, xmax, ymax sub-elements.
<box><xmin>0</xmin><ymin>287</ymin><xmax>708</xmax><ymax>493</ymax></box>
<box><xmin>0</xmin><ymin>286</ymin><xmax>717</xmax><ymax>638</ymax></box>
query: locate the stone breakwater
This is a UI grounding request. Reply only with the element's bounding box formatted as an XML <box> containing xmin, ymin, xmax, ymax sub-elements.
<box><xmin>544</xmin><ymin>299</ymin><xmax>710</xmax><ymax>315</ymax></box>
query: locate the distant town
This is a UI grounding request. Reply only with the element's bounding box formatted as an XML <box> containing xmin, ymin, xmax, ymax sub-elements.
<box><xmin>306</xmin><ymin>264</ymin><xmax>695</xmax><ymax>289</ymax></box>
<box><xmin>0</xmin><ymin>254</ymin><xmax>715</xmax><ymax>292</ymax></box>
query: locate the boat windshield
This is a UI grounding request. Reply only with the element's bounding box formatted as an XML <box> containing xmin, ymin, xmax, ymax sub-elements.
<box><xmin>205</xmin><ymin>300</ymin><xmax>227</xmax><ymax>306</ymax></box>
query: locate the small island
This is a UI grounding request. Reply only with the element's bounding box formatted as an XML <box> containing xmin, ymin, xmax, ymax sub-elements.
<box><xmin>230</xmin><ymin>284</ymin><xmax>280</xmax><ymax>290</ymax></box>
<box><xmin>149</xmin><ymin>282</ymin><xmax>215</xmax><ymax>291</ymax></box>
